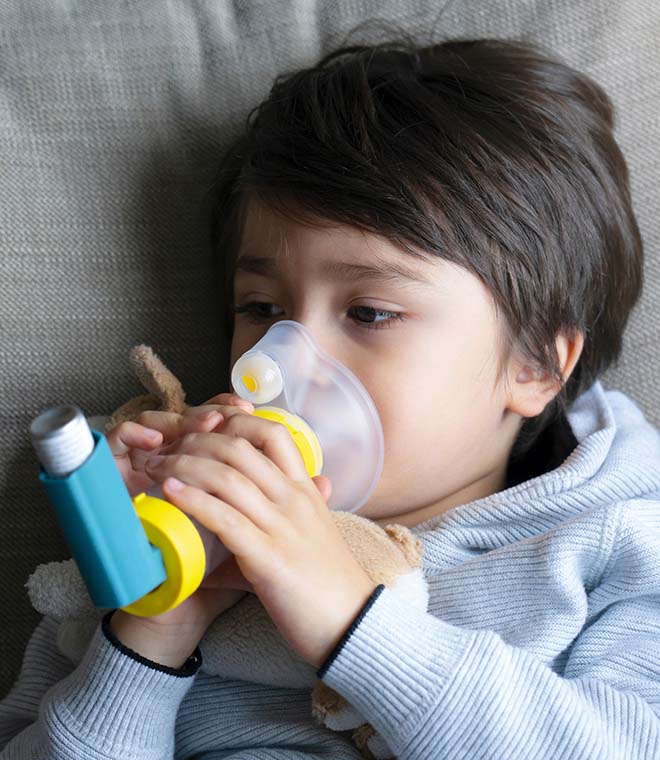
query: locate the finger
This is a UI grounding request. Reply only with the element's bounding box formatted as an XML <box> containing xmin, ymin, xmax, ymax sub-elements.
<box><xmin>157</xmin><ymin>406</ymin><xmax>252</xmax><ymax>454</ymax></box>
<box><xmin>180</xmin><ymin>409</ymin><xmax>224</xmax><ymax>434</ymax></box>
<box><xmin>135</xmin><ymin>410</ymin><xmax>195</xmax><ymax>446</ymax></box>
<box><xmin>149</xmin><ymin>454</ymin><xmax>282</xmax><ymax>532</ymax></box>
<box><xmin>106</xmin><ymin>420</ymin><xmax>163</xmax><ymax>457</ymax></box>
<box><xmin>159</xmin><ymin>412</ymin><xmax>223</xmax><ymax>457</ymax></box>
<box><xmin>160</xmin><ymin>477</ymin><xmax>268</xmax><ymax>564</ymax></box>
<box><xmin>312</xmin><ymin>475</ymin><xmax>332</xmax><ymax>504</ymax></box>
<box><xmin>217</xmin><ymin>412</ymin><xmax>309</xmax><ymax>482</ymax></box>
<box><xmin>152</xmin><ymin>432</ymin><xmax>298</xmax><ymax>506</ymax></box>
<box><xmin>122</xmin><ymin>410</ymin><xmax>221</xmax><ymax>472</ymax></box>
<box><xmin>137</xmin><ymin>407</ymin><xmax>232</xmax><ymax>449</ymax></box>
<box><xmin>202</xmin><ymin>393</ymin><xmax>254</xmax><ymax>412</ymax></box>
<box><xmin>178</xmin><ymin>403</ymin><xmax>256</xmax><ymax>434</ymax></box>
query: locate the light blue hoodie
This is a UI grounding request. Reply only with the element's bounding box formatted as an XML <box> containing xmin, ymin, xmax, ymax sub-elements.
<box><xmin>1</xmin><ymin>379</ymin><xmax>659</xmax><ymax>759</ymax></box>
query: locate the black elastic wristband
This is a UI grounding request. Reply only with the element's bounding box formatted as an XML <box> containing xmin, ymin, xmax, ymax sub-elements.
<box><xmin>102</xmin><ymin>610</ymin><xmax>202</xmax><ymax>678</ymax></box>
<box><xmin>317</xmin><ymin>584</ymin><xmax>385</xmax><ymax>679</ymax></box>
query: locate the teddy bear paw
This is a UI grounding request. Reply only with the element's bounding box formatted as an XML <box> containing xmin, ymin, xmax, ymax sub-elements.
<box><xmin>311</xmin><ymin>684</ymin><xmax>364</xmax><ymax>730</ymax></box>
<box><xmin>311</xmin><ymin>680</ymin><xmax>367</xmax><ymax>730</ymax></box>
<box><xmin>316</xmin><ymin>700</ymin><xmax>365</xmax><ymax>731</ymax></box>
<box><xmin>352</xmin><ymin>723</ymin><xmax>394</xmax><ymax>759</ymax></box>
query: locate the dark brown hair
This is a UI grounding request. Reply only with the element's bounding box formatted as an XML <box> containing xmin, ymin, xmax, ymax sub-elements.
<box><xmin>209</xmin><ymin>32</ymin><xmax>643</xmax><ymax>459</ymax></box>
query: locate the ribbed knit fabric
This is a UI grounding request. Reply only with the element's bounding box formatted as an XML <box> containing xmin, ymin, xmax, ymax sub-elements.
<box><xmin>0</xmin><ymin>378</ymin><xmax>659</xmax><ymax>759</ymax></box>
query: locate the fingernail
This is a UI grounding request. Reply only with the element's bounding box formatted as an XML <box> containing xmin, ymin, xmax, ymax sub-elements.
<box><xmin>167</xmin><ymin>477</ymin><xmax>185</xmax><ymax>491</ymax></box>
<box><xmin>146</xmin><ymin>455</ymin><xmax>165</xmax><ymax>468</ymax></box>
<box><xmin>201</xmin><ymin>411</ymin><xmax>222</xmax><ymax>422</ymax></box>
<box><xmin>227</xmin><ymin>395</ymin><xmax>251</xmax><ymax>408</ymax></box>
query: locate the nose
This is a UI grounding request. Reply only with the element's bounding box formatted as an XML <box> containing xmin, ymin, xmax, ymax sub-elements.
<box><xmin>288</xmin><ymin>316</ymin><xmax>341</xmax><ymax>366</ymax></box>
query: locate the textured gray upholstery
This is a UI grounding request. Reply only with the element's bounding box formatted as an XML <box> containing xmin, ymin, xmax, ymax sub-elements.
<box><xmin>1</xmin><ymin>0</ymin><xmax>658</xmax><ymax>697</ymax></box>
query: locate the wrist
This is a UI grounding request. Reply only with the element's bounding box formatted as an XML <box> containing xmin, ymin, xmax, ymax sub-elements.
<box><xmin>109</xmin><ymin>609</ymin><xmax>201</xmax><ymax>670</ymax></box>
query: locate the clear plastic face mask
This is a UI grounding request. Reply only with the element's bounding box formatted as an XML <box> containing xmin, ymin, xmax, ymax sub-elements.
<box><xmin>231</xmin><ymin>320</ymin><xmax>384</xmax><ymax>513</ymax></box>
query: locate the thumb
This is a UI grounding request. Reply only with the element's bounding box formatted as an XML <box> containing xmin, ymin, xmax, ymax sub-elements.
<box><xmin>312</xmin><ymin>475</ymin><xmax>332</xmax><ymax>503</ymax></box>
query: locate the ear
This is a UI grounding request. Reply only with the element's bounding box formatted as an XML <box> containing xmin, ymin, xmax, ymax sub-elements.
<box><xmin>506</xmin><ymin>330</ymin><xmax>585</xmax><ymax>419</ymax></box>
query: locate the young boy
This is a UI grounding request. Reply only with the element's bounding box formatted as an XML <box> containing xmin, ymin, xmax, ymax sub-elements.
<box><xmin>2</xmin><ymin>36</ymin><xmax>660</xmax><ymax>759</ymax></box>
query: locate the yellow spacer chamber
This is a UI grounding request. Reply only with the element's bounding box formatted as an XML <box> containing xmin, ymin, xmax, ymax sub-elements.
<box><xmin>122</xmin><ymin>492</ymin><xmax>206</xmax><ymax>617</ymax></box>
<box><xmin>252</xmin><ymin>406</ymin><xmax>323</xmax><ymax>477</ymax></box>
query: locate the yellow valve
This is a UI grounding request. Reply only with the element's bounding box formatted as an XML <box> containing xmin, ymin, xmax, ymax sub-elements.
<box><xmin>242</xmin><ymin>374</ymin><xmax>258</xmax><ymax>393</ymax></box>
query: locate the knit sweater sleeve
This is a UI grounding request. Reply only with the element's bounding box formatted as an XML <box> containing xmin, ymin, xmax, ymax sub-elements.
<box><xmin>317</xmin><ymin>500</ymin><xmax>660</xmax><ymax>759</ymax></box>
<box><xmin>0</xmin><ymin>612</ymin><xmax>367</xmax><ymax>760</ymax></box>
<box><xmin>0</xmin><ymin>611</ymin><xmax>200</xmax><ymax>759</ymax></box>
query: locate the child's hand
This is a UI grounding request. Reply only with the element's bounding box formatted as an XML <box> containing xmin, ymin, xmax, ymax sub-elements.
<box><xmin>144</xmin><ymin>411</ymin><xmax>377</xmax><ymax>668</ymax></box>
<box><xmin>105</xmin><ymin>393</ymin><xmax>254</xmax><ymax>496</ymax></box>
<box><xmin>106</xmin><ymin>393</ymin><xmax>256</xmax><ymax>667</ymax></box>
<box><xmin>109</xmin><ymin>566</ymin><xmax>249</xmax><ymax>668</ymax></box>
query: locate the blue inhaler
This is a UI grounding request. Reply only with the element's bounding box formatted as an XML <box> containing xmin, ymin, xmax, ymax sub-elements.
<box><xmin>30</xmin><ymin>320</ymin><xmax>384</xmax><ymax>616</ymax></box>
<box><xmin>30</xmin><ymin>406</ymin><xmax>168</xmax><ymax>611</ymax></box>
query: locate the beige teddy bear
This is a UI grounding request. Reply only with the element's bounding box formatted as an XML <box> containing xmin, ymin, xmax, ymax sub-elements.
<box><xmin>28</xmin><ymin>345</ymin><xmax>429</xmax><ymax>760</ymax></box>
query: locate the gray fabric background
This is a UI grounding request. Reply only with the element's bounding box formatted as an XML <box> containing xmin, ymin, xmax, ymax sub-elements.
<box><xmin>1</xmin><ymin>0</ymin><xmax>658</xmax><ymax>698</ymax></box>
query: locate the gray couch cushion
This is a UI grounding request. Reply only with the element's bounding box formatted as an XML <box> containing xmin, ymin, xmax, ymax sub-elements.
<box><xmin>1</xmin><ymin>0</ymin><xmax>658</xmax><ymax>698</ymax></box>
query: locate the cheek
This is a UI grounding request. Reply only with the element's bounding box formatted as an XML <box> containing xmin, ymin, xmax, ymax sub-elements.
<box><xmin>365</xmin><ymin>343</ymin><xmax>488</xmax><ymax>466</ymax></box>
<box><xmin>365</xmin><ymin>379</ymin><xmax>429</xmax><ymax>469</ymax></box>
<box><xmin>229</xmin><ymin>340</ymin><xmax>241</xmax><ymax>368</ymax></box>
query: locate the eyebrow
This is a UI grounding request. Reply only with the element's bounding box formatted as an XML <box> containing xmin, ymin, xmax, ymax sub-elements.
<box><xmin>233</xmin><ymin>254</ymin><xmax>432</xmax><ymax>285</ymax></box>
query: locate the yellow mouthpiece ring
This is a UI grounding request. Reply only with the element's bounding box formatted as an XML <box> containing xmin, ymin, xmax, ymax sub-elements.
<box><xmin>251</xmin><ymin>406</ymin><xmax>323</xmax><ymax>478</ymax></box>
<box><xmin>121</xmin><ymin>492</ymin><xmax>206</xmax><ymax>617</ymax></box>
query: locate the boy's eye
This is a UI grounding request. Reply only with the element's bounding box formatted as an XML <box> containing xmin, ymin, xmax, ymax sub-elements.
<box><xmin>230</xmin><ymin>301</ymin><xmax>404</xmax><ymax>331</ymax></box>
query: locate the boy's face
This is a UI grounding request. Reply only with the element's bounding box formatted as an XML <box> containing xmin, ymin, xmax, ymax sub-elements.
<box><xmin>229</xmin><ymin>199</ymin><xmax>534</xmax><ymax>527</ymax></box>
